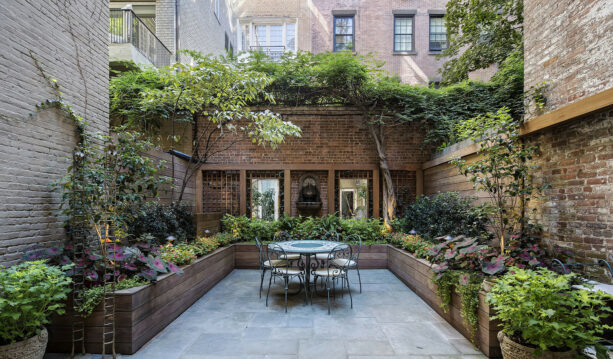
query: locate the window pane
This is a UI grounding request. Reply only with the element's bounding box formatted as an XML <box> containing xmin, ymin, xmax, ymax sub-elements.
<box><xmin>334</xmin><ymin>16</ymin><xmax>354</xmax><ymax>51</ymax></box>
<box><xmin>286</xmin><ymin>23</ymin><xmax>295</xmax><ymax>50</ymax></box>
<box><xmin>394</xmin><ymin>17</ymin><xmax>412</xmax><ymax>35</ymax></box>
<box><xmin>339</xmin><ymin>179</ymin><xmax>368</xmax><ymax>219</ymax></box>
<box><xmin>251</xmin><ymin>179</ymin><xmax>279</xmax><ymax>220</ymax></box>
<box><xmin>269</xmin><ymin>25</ymin><xmax>282</xmax><ymax>47</ymax></box>
<box><xmin>241</xmin><ymin>24</ymin><xmax>250</xmax><ymax>50</ymax></box>
<box><xmin>429</xmin><ymin>16</ymin><xmax>448</xmax><ymax>51</ymax></box>
<box><xmin>255</xmin><ymin>25</ymin><xmax>266</xmax><ymax>47</ymax></box>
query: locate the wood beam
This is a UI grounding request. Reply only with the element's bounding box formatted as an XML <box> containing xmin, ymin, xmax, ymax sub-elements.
<box><xmin>373</xmin><ymin>169</ymin><xmax>380</xmax><ymax>219</ymax></box>
<box><xmin>327</xmin><ymin>169</ymin><xmax>335</xmax><ymax>215</ymax></box>
<box><xmin>416</xmin><ymin>169</ymin><xmax>423</xmax><ymax>198</ymax></box>
<box><xmin>239</xmin><ymin>170</ymin><xmax>247</xmax><ymax>216</ymax></box>
<box><xmin>284</xmin><ymin>169</ymin><xmax>291</xmax><ymax>216</ymax></box>
<box><xmin>198</xmin><ymin>163</ymin><xmax>419</xmax><ymax>171</ymax></box>
<box><xmin>195</xmin><ymin>169</ymin><xmax>203</xmax><ymax>213</ymax></box>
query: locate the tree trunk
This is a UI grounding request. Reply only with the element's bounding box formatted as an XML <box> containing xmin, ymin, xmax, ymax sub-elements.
<box><xmin>368</xmin><ymin>122</ymin><xmax>396</xmax><ymax>229</ymax></box>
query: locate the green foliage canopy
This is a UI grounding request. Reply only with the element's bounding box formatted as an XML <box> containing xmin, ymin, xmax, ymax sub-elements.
<box><xmin>439</xmin><ymin>0</ymin><xmax>524</xmax><ymax>84</ymax></box>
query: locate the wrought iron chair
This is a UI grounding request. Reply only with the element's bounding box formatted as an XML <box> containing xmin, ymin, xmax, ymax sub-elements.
<box><xmin>255</xmin><ymin>237</ymin><xmax>282</xmax><ymax>298</ymax></box>
<box><xmin>331</xmin><ymin>234</ymin><xmax>362</xmax><ymax>293</ymax></box>
<box><xmin>314</xmin><ymin>231</ymin><xmax>340</xmax><ymax>265</ymax></box>
<box><xmin>311</xmin><ymin>244</ymin><xmax>353</xmax><ymax>314</ymax></box>
<box><xmin>265</xmin><ymin>243</ymin><xmax>308</xmax><ymax>312</ymax></box>
<box><xmin>273</xmin><ymin>232</ymin><xmax>301</xmax><ymax>262</ymax></box>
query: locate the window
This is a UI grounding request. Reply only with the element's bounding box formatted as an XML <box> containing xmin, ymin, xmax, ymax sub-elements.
<box><xmin>339</xmin><ymin>179</ymin><xmax>368</xmax><ymax>219</ymax></box>
<box><xmin>333</xmin><ymin>16</ymin><xmax>354</xmax><ymax>52</ymax></box>
<box><xmin>394</xmin><ymin>15</ymin><xmax>414</xmax><ymax>52</ymax></box>
<box><xmin>214</xmin><ymin>0</ymin><xmax>220</xmax><ymax>20</ymax></box>
<box><xmin>251</xmin><ymin>179</ymin><xmax>280</xmax><ymax>220</ymax></box>
<box><xmin>429</xmin><ymin>15</ymin><xmax>448</xmax><ymax>51</ymax></box>
<box><xmin>286</xmin><ymin>23</ymin><xmax>296</xmax><ymax>51</ymax></box>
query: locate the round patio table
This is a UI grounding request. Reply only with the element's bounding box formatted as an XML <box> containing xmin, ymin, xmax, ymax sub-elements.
<box><xmin>273</xmin><ymin>240</ymin><xmax>347</xmax><ymax>295</ymax></box>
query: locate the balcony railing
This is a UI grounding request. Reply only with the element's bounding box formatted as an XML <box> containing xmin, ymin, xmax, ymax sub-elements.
<box><xmin>110</xmin><ymin>9</ymin><xmax>171</xmax><ymax>67</ymax></box>
<box><xmin>250</xmin><ymin>46</ymin><xmax>286</xmax><ymax>62</ymax></box>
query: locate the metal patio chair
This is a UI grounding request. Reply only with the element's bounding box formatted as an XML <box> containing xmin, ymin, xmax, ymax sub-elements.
<box><xmin>265</xmin><ymin>243</ymin><xmax>308</xmax><ymax>312</ymax></box>
<box><xmin>331</xmin><ymin>234</ymin><xmax>362</xmax><ymax>293</ymax></box>
<box><xmin>311</xmin><ymin>244</ymin><xmax>353</xmax><ymax>314</ymax></box>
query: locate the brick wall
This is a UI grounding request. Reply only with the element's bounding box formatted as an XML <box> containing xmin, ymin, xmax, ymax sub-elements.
<box><xmin>290</xmin><ymin>170</ymin><xmax>328</xmax><ymax>216</ymax></box>
<box><xmin>201</xmin><ymin>108</ymin><xmax>428</xmax><ymax>168</ymax></box>
<box><xmin>156</xmin><ymin>0</ymin><xmax>177</xmax><ymax>60</ymax></box>
<box><xmin>0</xmin><ymin>0</ymin><xmax>109</xmax><ymax>266</ymax></box>
<box><xmin>177</xmin><ymin>0</ymin><xmax>236</xmax><ymax>62</ymax></box>
<box><xmin>524</xmin><ymin>0</ymin><xmax>613</xmax><ymax>109</ymax></box>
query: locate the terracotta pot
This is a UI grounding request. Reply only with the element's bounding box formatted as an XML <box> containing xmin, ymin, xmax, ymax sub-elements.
<box><xmin>0</xmin><ymin>327</ymin><xmax>48</xmax><ymax>359</ymax></box>
<box><xmin>497</xmin><ymin>331</ymin><xmax>576</xmax><ymax>359</ymax></box>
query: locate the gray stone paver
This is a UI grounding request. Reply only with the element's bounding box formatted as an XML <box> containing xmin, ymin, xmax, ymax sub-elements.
<box><xmin>46</xmin><ymin>269</ymin><xmax>486</xmax><ymax>359</ymax></box>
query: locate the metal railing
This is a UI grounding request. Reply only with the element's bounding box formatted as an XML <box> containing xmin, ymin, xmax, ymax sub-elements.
<box><xmin>110</xmin><ymin>8</ymin><xmax>171</xmax><ymax>67</ymax></box>
<box><xmin>250</xmin><ymin>45</ymin><xmax>286</xmax><ymax>62</ymax></box>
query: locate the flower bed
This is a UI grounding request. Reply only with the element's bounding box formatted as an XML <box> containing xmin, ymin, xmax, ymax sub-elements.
<box><xmin>387</xmin><ymin>246</ymin><xmax>501</xmax><ymax>357</ymax></box>
<box><xmin>46</xmin><ymin>245</ymin><xmax>234</xmax><ymax>354</ymax></box>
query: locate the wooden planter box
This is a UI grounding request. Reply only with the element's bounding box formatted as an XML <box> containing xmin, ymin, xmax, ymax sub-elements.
<box><xmin>47</xmin><ymin>245</ymin><xmax>235</xmax><ymax>354</ymax></box>
<box><xmin>234</xmin><ymin>243</ymin><xmax>388</xmax><ymax>269</ymax></box>
<box><xmin>387</xmin><ymin>246</ymin><xmax>501</xmax><ymax>358</ymax></box>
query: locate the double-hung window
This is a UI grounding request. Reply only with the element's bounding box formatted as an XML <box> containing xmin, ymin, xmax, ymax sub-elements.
<box><xmin>429</xmin><ymin>15</ymin><xmax>448</xmax><ymax>51</ymax></box>
<box><xmin>393</xmin><ymin>15</ymin><xmax>414</xmax><ymax>52</ymax></box>
<box><xmin>333</xmin><ymin>16</ymin><xmax>354</xmax><ymax>51</ymax></box>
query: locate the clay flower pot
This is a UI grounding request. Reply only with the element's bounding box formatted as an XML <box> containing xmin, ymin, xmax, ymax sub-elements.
<box><xmin>0</xmin><ymin>328</ymin><xmax>48</xmax><ymax>359</ymax></box>
<box><xmin>497</xmin><ymin>331</ymin><xmax>576</xmax><ymax>359</ymax></box>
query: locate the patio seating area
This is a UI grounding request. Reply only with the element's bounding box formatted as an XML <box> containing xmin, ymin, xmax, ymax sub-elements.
<box><xmin>122</xmin><ymin>269</ymin><xmax>485</xmax><ymax>359</ymax></box>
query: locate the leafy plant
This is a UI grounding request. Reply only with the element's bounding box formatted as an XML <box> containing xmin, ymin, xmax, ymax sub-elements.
<box><xmin>452</xmin><ymin>107</ymin><xmax>542</xmax><ymax>253</ymax></box>
<box><xmin>385</xmin><ymin>233</ymin><xmax>432</xmax><ymax>259</ymax></box>
<box><xmin>487</xmin><ymin>268</ymin><xmax>613</xmax><ymax>353</ymax></box>
<box><xmin>25</xmin><ymin>233</ymin><xmax>182</xmax><ymax>283</ymax></box>
<box><xmin>194</xmin><ymin>236</ymin><xmax>221</xmax><ymax>256</ymax></box>
<box><xmin>428</xmin><ymin>236</ymin><xmax>505</xmax><ymax>277</ymax></box>
<box><xmin>159</xmin><ymin>242</ymin><xmax>197</xmax><ymax>266</ymax></box>
<box><xmin>393</xmin><ymin>192</ymin><xmax>490</xmax><ymax>241</ymax></box>
<box><xmin>75</xmin><ymin>277</ymin><xmax>148</xmax><ymax>318</ymax></box>
<box><xmin>126</xmin><ymin>202</ymin><xmax>195</xmax><ymax>244</ymax></box>
<box><xmin>0</xmin><ymin>261</ymin><xmax>72</xmax><ymax>344</ymax></box>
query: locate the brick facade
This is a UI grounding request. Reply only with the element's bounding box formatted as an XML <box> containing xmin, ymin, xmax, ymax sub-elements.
<box><xmin>524</xmin><ymin>0</ymin><xmax>613</xmax><ymax>110</ymax></box>
<box><xmin>0</xmin><ymin>0</ymin><xmax>109</xmax><ymax>266</ymax></box>
<box><xmin>234</xmin><ymin>0</ymin><xmax>452</xmax><ymax>84</ymax></box>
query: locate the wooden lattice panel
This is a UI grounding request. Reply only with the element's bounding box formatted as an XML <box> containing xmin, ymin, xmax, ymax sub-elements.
<box><xmin>202</xmin><ymin>170</ymin><xmax>240</xmax><ymax>215</ymax></box>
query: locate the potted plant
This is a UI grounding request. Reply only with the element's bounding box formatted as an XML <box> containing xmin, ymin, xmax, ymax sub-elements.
<box><xmin>487</xmin><ymin>267</ymin><xmax>612</xmax><ymax>359</ymax></box>
<box><xmin>0</xmin><ymin>260</ymin><xmax>71</xmax><ymax>359</ymax></box>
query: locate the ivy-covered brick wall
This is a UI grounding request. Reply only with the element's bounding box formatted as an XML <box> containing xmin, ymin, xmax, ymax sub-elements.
<box><xmin>0</xmin><ymin>1</ymin><xmax>109</xmax><ymax>266</ymax></box>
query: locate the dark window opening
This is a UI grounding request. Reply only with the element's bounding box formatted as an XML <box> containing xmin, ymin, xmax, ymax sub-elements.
<box><xmin>333</xmin><ymin>15</ymin><xmax>354</xmax><ymax>52</ymax></box>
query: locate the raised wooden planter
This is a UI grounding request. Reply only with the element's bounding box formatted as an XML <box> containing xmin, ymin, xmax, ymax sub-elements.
<box><xmin>47</xmin><ymin>245</ymin><xmax>235</xmax><ymax>354</ymax></box>
<box><xmin>387</xmin><ymin>246</ymin><xmax>501</xmax><ymax>358</ymax></box>
<box><xmin>234</xmin><ymin>243</ymin><xmax>388</xmax><ymax>269</ymax></box>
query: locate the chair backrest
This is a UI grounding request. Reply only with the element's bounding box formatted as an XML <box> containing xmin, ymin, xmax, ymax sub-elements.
<box><xmin>344</xmin><ymin>234</ymin><xmax>361</xmax><ymax>261</ymax></box>
<box><xmin>324</xmin><ymin>243</ymin><xmax>353</xmax><ymax>275</ymax></box>
<box><xmin>273</xmin><ymin>231</ymin><xmax>291</xmax><ymax>242</ymax></box>
<box><xmin>265</xmin><ymin>242</ymin><xmax>290</xmax><ymax>273</ymax></box>
<box><xmin>321</xmin><ymin>231</ymin><xmax>339</xmax><ymax>242</ymax></box>
<box><xmin>255</xmin><ymin>237</ymin><xmax>265</xmax><ymax>268</ymax></box>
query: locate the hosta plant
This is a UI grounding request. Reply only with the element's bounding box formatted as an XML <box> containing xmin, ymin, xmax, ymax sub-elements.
<box><xmin>487</xmin><ymin>267</ymin><xmax>613</xmax><ymax>354</ymax></box>
<box><xmin>0</xmin><ymin>261</ymin><xmax>72</xmax><ymax>344</ymax></box>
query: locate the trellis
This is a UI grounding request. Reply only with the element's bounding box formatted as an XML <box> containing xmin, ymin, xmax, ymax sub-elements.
<box><xmin>202</xmin><ymin>170</ymin><xmax>241</xmax><ymax>215</ymax></box>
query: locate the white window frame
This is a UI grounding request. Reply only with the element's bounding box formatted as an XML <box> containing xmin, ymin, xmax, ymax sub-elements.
<box><xmin>238</xmin><ymin>20</ymin><xmax>297</xmax><ymax>52</ymax></box>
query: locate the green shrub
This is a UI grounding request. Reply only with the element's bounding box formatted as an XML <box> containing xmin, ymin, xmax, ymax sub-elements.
<box><xmin>213</xmin><ymin>232</ymin><xmax>237</xmax><ymax>247</ymax></box>
<box><xmin>126</xmin><ymin>202</ymin><xmax>195</xmax><ymax>244</ymax></box>
<box><xmin>340</xmin><ymin>217</ymin><xmax>384</xmax><ymax>243</ymax></box>
<box><xmin>488</xmin><ymin>267</ymin><xmax>613</xmax><ymax>353</ymax></box>
<box><xmin>395</xmin><ymin>192</ymin><xmax>490</xmax><ymax>241</ymax></box>
<box><xmin>195</xmin><ymin>236</ymin><xmax>220</xmax><ymax>256</ymax></box>
<box><xmin>159</xmin><ymin>242</ymin><xmax>197</xmax><ymax>265</ymax></box>
<box><xmin>385</xmin><ymin>233</ymin><xmax>432</xmax><ymax>259</ymax></box>
<box><xmin>0</xmin><ymin>261</ymin><xmax>72</xmax><ymax>344</ymax></box>
<box><xmin>76</xmin><ymin>277</ymin><xmax>148</xmax><ymax>318</ymax></box>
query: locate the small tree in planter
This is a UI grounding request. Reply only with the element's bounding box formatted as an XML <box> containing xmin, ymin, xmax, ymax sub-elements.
<box><xmin>0</xmin><ymin>261</ymin><xmax>71</xmax><ymax>358</ymax></box>
<box><xmin>452</xmin><ymin>107</ymin><xmax>542</xmax><ymax>253</ymax></box>
<box><xmin>487</xmin><ymin>267</ymin><xmax>612</xmax><ymax>359</ymax></box>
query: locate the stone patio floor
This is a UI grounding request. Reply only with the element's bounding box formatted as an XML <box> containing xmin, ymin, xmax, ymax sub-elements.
<box><xmin>49</xmin><ymin>269</ymin><xmax>487</xmax><ymax>359</ymax></box>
